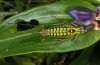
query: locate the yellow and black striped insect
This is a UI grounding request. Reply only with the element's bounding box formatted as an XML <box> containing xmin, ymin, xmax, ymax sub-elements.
<box><xmin>39</xmin><ymin>26</ymin><xmax>85</xmax><ymax>38</ymax></box>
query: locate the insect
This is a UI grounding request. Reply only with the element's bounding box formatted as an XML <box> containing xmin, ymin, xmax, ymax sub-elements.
<box><xmin>39</xmin><ymin>26</ymin><xmax>84</xmax><ymax>37</ymax></box>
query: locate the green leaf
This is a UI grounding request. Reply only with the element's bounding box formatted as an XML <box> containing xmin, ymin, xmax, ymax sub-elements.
<box><xmin>0</xmin><ymin>0</ymin><xmax>99</xmax><ymax>58</ymax></box>
<box><xmin>13</xmin><ymin>56</ymin><xmax>36</xmax><ymax>65</ymax></box>
<box><xmin>84</xmin><ymin>0</ymin><xmax>100</xmax><ymax>5</ymax></box>
<box><xmin>70</xmin><ymin>44</ymin><xmax>96</xmax><ymax>65</ymax></box>
<box><xmin>70</xmin><ymin>43</ymin><xmax>100</xmax><ymax>65</ymax></box>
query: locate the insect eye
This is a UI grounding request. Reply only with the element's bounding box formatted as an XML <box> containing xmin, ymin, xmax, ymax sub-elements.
<box><xmin>68</xmin><ymin>29</ymin><xmax>75</xmax><ymax>33</ymax></box>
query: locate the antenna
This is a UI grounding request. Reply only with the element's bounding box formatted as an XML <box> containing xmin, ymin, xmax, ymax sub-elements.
<box><xmin>47</xmin><ymin>10</ymin><xmax>64</xmax><ymax>22</ymax></box>
<box><xmin>51</xmin><ymin>14</ymin><xmax>62</xmax><ymax>22</ymax></box>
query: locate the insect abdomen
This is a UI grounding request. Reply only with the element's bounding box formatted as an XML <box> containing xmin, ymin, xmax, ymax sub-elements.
<box><xmin>47</xmin><ymin>27</ymin><xmax>67</xmax><ymax>36</ymax></box>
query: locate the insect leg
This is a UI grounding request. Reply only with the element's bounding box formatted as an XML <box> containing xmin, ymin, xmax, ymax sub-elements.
<box><xmin>72</xmin><ymin>35</ymin><xmax>78</xmax><ymax>41</ymax></box>
<box><xmin>50</xmin><ymin>14</ymin><xmax>72</xmax><ymax>26</ymax></box>
<box><xmin>70</xmin><ymin>20</ymin><xmax>79</xmax><ymax>27</ymax></box>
